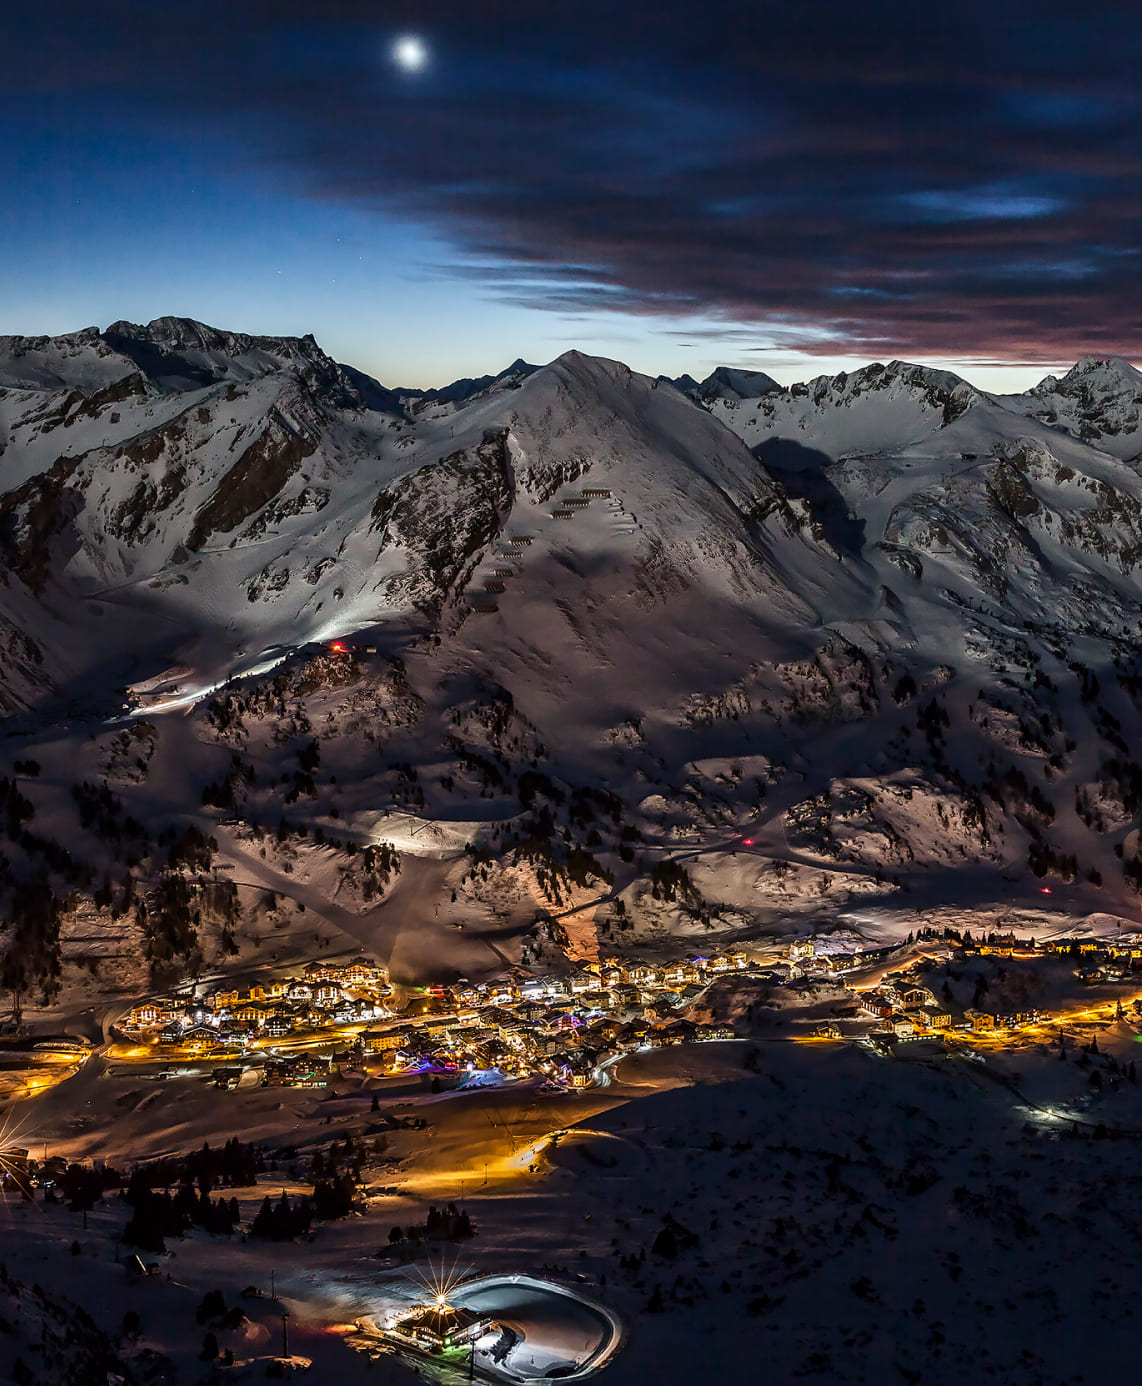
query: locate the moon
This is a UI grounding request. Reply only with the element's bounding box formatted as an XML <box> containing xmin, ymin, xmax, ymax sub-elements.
<box><xmin>392</xmin><ymin>35</ymin><xmax>429</xmax><ymax>72</ymax></box>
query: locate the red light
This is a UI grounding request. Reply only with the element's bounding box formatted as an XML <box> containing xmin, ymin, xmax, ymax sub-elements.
<box><xmin>331</xmin><ymin>642</ymin><xmax>343</xmax><ymax>652</ymax></box>
<box><xmin>1040</xmin><ymin>887</ymin><xmax>1052</xmax><ymax>894</ymax></box>
<box><xmin>742</xmin><ymin>838</ymin><xmax>753</xmax><ymax>846</ymax></box>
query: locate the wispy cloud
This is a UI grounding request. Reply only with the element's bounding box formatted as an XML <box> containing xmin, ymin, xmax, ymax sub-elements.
<box><xmin>4</xmin><ymin>0</ymin><xmax>1142</xmax><ymax>361</ymax></box>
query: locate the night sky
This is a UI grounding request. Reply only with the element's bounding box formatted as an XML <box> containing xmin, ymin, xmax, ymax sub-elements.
<box><xmin>3</xmin><ymin>1</ymin><xmax>1140</xmax><ymax>389</ymax></box>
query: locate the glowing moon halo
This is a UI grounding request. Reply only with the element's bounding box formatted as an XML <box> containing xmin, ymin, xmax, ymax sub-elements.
<box><xmin>392</xmin><ymin>35</ymin><xmax>429</xmax><ymax>72</ymax></box>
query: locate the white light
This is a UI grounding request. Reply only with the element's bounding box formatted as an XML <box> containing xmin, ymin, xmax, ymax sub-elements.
<box><xmin>393</xmin><ymin>35</ymin><xmax>429</xmax><ymax>72</ymax></box>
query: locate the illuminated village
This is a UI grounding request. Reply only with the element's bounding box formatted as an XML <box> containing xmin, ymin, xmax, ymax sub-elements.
<box><xmin>114</xmin><ymin>952</ymin><xmax>748</xmax><ymax>1091</ymax></box>
<box><xmin>94</xmin><ymin>929</ymin><xmax>1142</xmax><ymax>1106</ymax></box>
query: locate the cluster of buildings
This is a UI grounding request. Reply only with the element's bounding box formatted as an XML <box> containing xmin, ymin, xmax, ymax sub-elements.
<box><xmin>119</xmin><ymin>958</ymin><xmax>392</xmax><ymax>1051</ymax></box>
<box><xmin>117</xmin><ymin>952</ymin><xmax>750</xmax><ymax>1090</ymax></box>
<box><xmin>796</xmin><ymin>933</ymin><xmax>1142</xmax><ymax>1043</ymax></box>
<box><xmin>847</xmin><ymin>975</ymin><xmax>1046</xmax><ymax>1039</ymax></box>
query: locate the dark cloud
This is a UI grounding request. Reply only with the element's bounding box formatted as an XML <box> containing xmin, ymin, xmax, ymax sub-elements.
<box><xmin>5</xmin><ymin>0</ymin><xmax>1142</xmax><ymax>360</ymax></box>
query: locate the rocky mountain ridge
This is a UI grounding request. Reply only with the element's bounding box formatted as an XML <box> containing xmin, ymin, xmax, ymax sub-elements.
<box><xmin>2</xmin><ymin>319</ymin><xmax>1142</xmax><ymax>1001</ymax></box>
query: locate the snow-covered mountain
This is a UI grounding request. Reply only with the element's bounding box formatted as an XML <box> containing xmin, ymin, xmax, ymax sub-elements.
<box><xmin>668</xmin><ymin>365</ymin><xmax>782</xmax><ymax>403</ymax></box>
<box><xmin>5</xmin><ymin>319</ymin><xmax>1142</xmax><ymax>1000</ymax></box>
<box><xmin>1000</xmin><ymin>356</ymin><xmax>1142</xmax><ymax>460</ymax></box>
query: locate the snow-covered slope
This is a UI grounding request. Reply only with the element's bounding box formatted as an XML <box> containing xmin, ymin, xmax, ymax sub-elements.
<box><xmin>5</xmin><ymin>321</ymin><xmax>1142</xmax><ymax>1001</ymax></box>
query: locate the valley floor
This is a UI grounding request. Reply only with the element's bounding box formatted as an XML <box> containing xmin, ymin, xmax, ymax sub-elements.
<box><xmin>3</xmin><ymin>1012</ymin><xmax>1142</xmax><ymax>1385</ymax></box>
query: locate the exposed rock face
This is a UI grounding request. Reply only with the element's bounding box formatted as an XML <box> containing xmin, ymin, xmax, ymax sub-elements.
<box><xmin>371</xmin><ymin>432</ymin><xmax>514</xmax><ymax>617</ymax></box>
<box><xmin>188</xmin><ymin>416</ymin><xmax>317</xmax><ymax>551</ymax></box>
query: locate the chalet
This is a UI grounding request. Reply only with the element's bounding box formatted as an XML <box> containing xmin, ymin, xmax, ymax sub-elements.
<box><xmin>333</xmin><ymin>999</ymin><xmax>378</xmax><ymax>1024</ymax></box>
<box><xmin>361</xmin><ymin>1029</ymin><xmax>409</xmax><ymax>1053</ymax></box>
<box><xmin>264</xmin><ymin>1015</ymin><xmax>292</xmax><ymax>1039</ymax></box>
<box><xmin>354</xmin><ymin>963</ymin><xmax>389</xmax><ymax>989</ymax></box>
<box><xmin>708</xmin><ymin>951</ymin><xmax>748</xmax><ymax>973</ymax></box>
<box><xmin>264</xmin><ymin>1055</ymin><xmax>333</xmax><ymax>1088</ymax></box>
<box><xmin>815</xmin><ymin>1022</ymin><xmax>842</xmax><ymax>1039</ymax></box>
<box><xmin>567</xmin><ymin>969</ymin><xmax>598</xmax><ymax>995</ymax></box>
<box><xmin>696</xmin><ymin>1022</ymin><xmax>736</xmax><ymax>1042</ymax></box>
<box><xmin>555</xmin><ymin>1055</ymin><xmax>597</xmax><ymax>1087</ymax></box>
<box><xmin>394</xmin><ymin>1304</ymin><xmax>493</xmax><ymax>1352</ymax></box>
<box><xmin>662</xmin><ymin>963</ymin><xmax>697</xmax><ymax>988</ymax></box>
<box><xmin>890</xmin><ymin>1016</ymin><xmax>916</xmax><ymax>1038</ymax></box>
<box><xmin>182</xmin><ymin>1025</ymin><xmax>220</xmax><ymax>1050</ymax></box>
<box><xmin>660</xmin><ymin>1018</ymin><xmax>698</xmax><ymax>1043</ymax></box>
<box><xmin>125</xmin><ymin>1002</ymin><xmax>163</xmax><ymax>1029</ymax></box>
<box><xmin>913</xmin><ymin>1008</ymin><xmax>952</xmax><ymax>1031</ymax></box>
<box><xmin>964</xmin><ymin>1008</ymin><xmax>995</xmax><ymax>1032</ymax></box>
<box><xmin>980</xmin><ymin>936</ymin><xmax>1015</xmax><ymax>956</ymax></box>
<box><xmin>286</xmin><ymin>981</ymin><xmax>313</xmax><ymax>1002</ymax></box>
<box><xmin>422</xmin><ymin>1016</ymin><xmax>464</xmax><ymax>1037</ymax></box>
<box><xmin>579</xmin><ymin>989</ymin><xmax>613</xmax><ymax>1011</ymax></box>
<box><xmin>858</xmin><ymin>996</ymin><xmax>893</xmax><ymax>1020</ymax></box>
<box><xmin>214</xmin><ymin>985</ymin><xmax>265</xmax><ymax>1007</ymax></box>
<box><xmin>302</xmin><ymin>961</ymin><xmax>334</xmax><ymax>980</ymax></box>
<box><xmin>158</xmin><ymin>1021</ymin><xmax>184</xmax><ymax>1045</ymax></box>
<box><xmin>616</xmin><ymin>1020</ymin><xmax>650</xmax><ymax>1048</ymax></box>
<box><xmin>314</xmin><ymin>983</ymin><xmax>343</xmax><ymax>1007</ymax></box>
<box><xmin>624</xmin><ymin>963</ymin><xmax>661</xmax><ymax>987</ymax></box>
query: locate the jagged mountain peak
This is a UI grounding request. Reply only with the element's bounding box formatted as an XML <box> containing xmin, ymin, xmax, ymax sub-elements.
<box><xmin>99</xmin><ymin>316</ymin><xmax>343</xmax><ymax>389</ymax></box>
<box><xmin>1011</xmin><ymin>356</ymin><xmax>1142</xmax><ymax>459</ymax></box>
<box><xmin>799</xmin><ymin>359</ymin><xmax>978</xmax><ymax>399</ymax></box>
<box><xmin>667</xmin><ymin>365</ymin><xmax>783</xmax><ymax>404</ymax></box>
<box><xmin>1029</xmin><ymin>355</ymin><xmax>1142</xmax><ymax>399</ymax></box>
<box><xmin>662</xmin><ymin>371</ymin><xmax>702</xmax><ymax>394</ymax></box>
<box><xmin>103</xmin><ymin>315</ymin><xmax>318</xmax><ymax>356</ymax></box>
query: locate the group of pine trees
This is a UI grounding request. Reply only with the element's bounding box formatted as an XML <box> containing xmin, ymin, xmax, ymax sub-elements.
<box><xmin>386</xmin><ymin>1202</ymin><xmax>475</xmax><ymax>1248</ymax></box>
